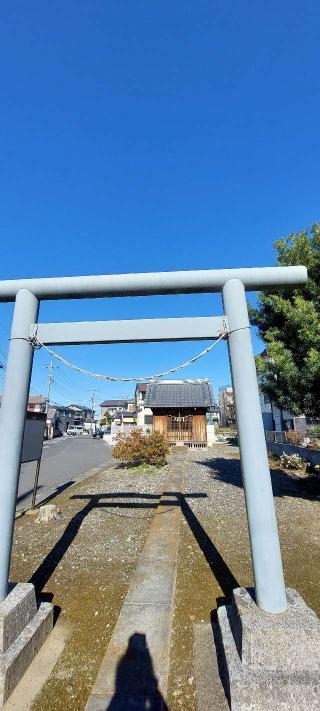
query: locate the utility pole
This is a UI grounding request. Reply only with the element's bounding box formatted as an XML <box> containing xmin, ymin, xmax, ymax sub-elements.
<box><xmin>90</xmin><ymin>391</ymin><xmax>96</xmax><ymax>433</ymax></box>
<box><xmin>45</xmin><ymin>360</ymin><xmax>55</xmax><ymax>412</ymax></box>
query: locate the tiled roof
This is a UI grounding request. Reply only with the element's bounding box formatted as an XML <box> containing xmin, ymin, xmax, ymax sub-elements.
<box><xmin>144</xmin><ymin>381</ymin><xmax>213</xmax><ymax>409</ymax></box>
<box><xmin>100</xmin><ymin>399</ymin><xmax>133</xmax><ymax>407</ymax></box>
<box><xmin>0</xmin><ymin>394</ymin><xmax>46</xmax><ymax>405</ymax></box>
<box><xmin>66</xmin><ymin>404</ymin><xmax>91</xmax><ymax>411</ymax></box>
<box><xmin>135</xmin><ymin>383</ymin><xmax>149</xmax><ymax>393</ymax></box>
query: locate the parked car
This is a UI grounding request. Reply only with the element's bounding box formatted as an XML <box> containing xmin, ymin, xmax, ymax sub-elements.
<box><xmin>92</xmin><ymin>428</ymin><xmax>103</xmax><ymax>438</ymax></box>
<box><xmin>66</xmin><ymin>425</ymin><xmax>84</xmax><ymax>436</ymax></box>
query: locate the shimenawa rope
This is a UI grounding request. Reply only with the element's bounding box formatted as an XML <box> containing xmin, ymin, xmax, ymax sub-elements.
<box><xmin>30</xmin><ymin>329</ymin><xmax>227</xmax><ymax>382</ymax></box>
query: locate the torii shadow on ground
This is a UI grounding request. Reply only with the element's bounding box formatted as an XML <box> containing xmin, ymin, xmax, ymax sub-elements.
<box><xmin>30</xmin><ymin>489</ymin><xmax>239</xmax><ymax>600</ymax></box>
<box><xmin>29</xmin><ymin>488</ymin><xmax>239</xmax><ymax>709</ymax></box>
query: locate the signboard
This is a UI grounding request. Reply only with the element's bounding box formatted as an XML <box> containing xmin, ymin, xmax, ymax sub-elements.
<box><xmin>21</xmin><ymin>412</ymin><xmax>46</xmax><ymax>464</ymax></box>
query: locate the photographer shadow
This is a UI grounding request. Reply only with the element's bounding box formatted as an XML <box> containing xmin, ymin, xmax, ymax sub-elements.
<box><xmin>106</xmin><ymin>632</ymin><xmax>168</xmax><ymax>710</ymax></box>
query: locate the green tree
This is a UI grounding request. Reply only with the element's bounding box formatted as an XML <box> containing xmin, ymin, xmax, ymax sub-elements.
<box><xmin>250</xmin><ymin>224</ymin><xmax>320</xmax><ymax>417</ymax></box>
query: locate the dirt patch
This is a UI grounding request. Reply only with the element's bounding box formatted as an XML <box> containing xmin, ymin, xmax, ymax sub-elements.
<box><xmin>10</xmin><ymin>462</ymin><xmax>168</xmax><ymax>711</ymax></box>
<box><xmin>167</xmin><ymin>444</ymin><xmax>320</xmax><ymax>711</ymax></box>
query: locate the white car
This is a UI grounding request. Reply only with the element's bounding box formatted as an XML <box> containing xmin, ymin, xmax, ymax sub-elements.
<box><xmin>66</xmin><ymin>425</ymin><xmax>83</xmax><ymax>436</ymax></box>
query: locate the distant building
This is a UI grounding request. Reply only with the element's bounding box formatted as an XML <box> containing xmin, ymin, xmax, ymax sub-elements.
<box><xmin>45</xmin><ymin>403</ymin><xmax>92</xmax><ymax>438</ymax></box>
<box><xmin>100</xmin><ymin>399</ymin><xmax>135</xmax><ymax>420</ymax></box>
<box><xmin>0</xmin><ymin>394</ymin><xmax>47</xmax><ymax>414</ymax></box>
<box><xmin>134</xmin><ymin>383</ymin><xmax>153</xmax><ymax>429</ymax></box>
<box><xmin>144</xmin><ymin>380</ymin><xmax>213</xmax><ymax>446</ymax></box>
<box><xmin>207</xmin><ymin>405</ymin><xmax>221</xmax><ymax>426</ymax></box>
<box><xmin>259</xmin><ymin>393</ymin><xmax>318</xmax><ymax>434</ymax></box>
<box><xmin>112</xmin><ymin>409</ymin><xmax>136</xmax><ymax>427</ymax></box>
<box><xmin>219</xmin><ymin>386</ymin><xmax>235</xmax><ymax>426</ymax></box>
<box><xmin>26</xmin><ymin>396</ymin><xmax>47</xmax><ymax>413</ymax></box>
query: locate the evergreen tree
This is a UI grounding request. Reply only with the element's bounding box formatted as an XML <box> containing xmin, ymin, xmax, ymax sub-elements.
<box><xmin>250</xmin><ymin>225</ymin><xmax>320</xmax><ymax>417</ymax></box>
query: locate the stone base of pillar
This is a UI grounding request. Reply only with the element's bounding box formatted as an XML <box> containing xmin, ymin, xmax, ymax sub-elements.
<box><xmin>0</xmin><ymin>582</ymin><xmax>53</xmax><ymax>705</ymax></box>
<box><xmin>215</xmin><ymin>587</ymin><xmax>320</xmax><ymax>710</ymax></box>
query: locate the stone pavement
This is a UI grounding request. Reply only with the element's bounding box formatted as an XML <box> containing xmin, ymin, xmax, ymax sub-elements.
<box><xmin>85</xmin><ymin>454</ymin><xmax>185</xmax><ymax>710</ymax></box>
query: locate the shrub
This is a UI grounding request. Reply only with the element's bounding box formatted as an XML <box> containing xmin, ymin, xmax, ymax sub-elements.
<box><xmin>285</xmin><ymin>430</ymin><xmax>304</xmax><ymax>446</ymax></box>
<box><xmin>100</xmin><ymin>416</ymin><xmax>111</xmax><ymax>426</ymax></box>
<box><xmin>268</xmin><ymin>451</ymin><xmax>279</xmax><ymax>463</ymax></box>
<box><xmin>308</xmin><ymin>438</ymin><xmax>320</xmax><ymax>451</ymax></box>
<box><xmin>307</xmin><ymin>425</ymin><xmax>320</xmax><ymax>438</ymax></box>
<box><xmin>279</xmin><ymin>452</ymin><xmax>307</xmax><ymax>471</ymax></box>
<box><xmin>113</xmin><ymin>429</ymin><xmax>169</xmax><ymax>466</ymax></box>
<box><xmin>306</xmin><ymin>462</ymin><xmax>320</xmax><ymax>477</ymax></box>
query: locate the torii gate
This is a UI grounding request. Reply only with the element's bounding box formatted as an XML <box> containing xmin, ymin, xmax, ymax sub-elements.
<box><xmin>0</xmin><ymin>265</ymin><xmax>307</xmax><ymax>614</ymax></box>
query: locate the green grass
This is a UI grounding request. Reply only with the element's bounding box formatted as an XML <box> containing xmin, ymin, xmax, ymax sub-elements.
<box><xmin>129</xmin><ymin>463</ymin><xmax>163</xmax><ymax>475</ymax></box>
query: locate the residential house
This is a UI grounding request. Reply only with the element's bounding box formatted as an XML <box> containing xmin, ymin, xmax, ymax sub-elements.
<box><xmin>219</xmin><ymin>386</ymin><xmax>235</xmax><ymax>426</ymax></box>
<box><xmin>112</xmin><ymin>409</ymin><xmax>136</xmax><ymax>427</ymax></box>
<box><xmin>134</xmin><ymin>383</ymin><xmax>153</xmax><ymax>429</ymax></box>
<box><xmin>45</xmin><ymin>403</ymin><xmax>92</xmax><ymax>438</ymax></box>
<box><xmin>207</xmin><ymin>405</ymin><xmax>221</xmax><ymax>426</ymax></box>
<box><xmin>46</xmin><ymin>407</ymin><xmax>62</xmax><ymax>439</ymax></box>
<box><xmin>26</xmin><ymin>396</ymin><xmax>47</xmax><ymax>413</ymax></box>
<box><xmin>144</xmin><ymin>380</ymin><xmax>213</xmax><ymax>446</ymax></box>
<box><xmin>100</xmin><ymin>399</ymin><xmax>135</xmax><ymax>421</ymax></box>
<box><xmin>0</xmin><ymin>394</ymin><xmax>47</xmax><ymax>414</ymax></box>
<box><xmin>66</xmin><ymin>404</ymin><xmax>92</xmax><ymax>430</ymax></box>
<box><xmin>259</xmin><ymin>393</ymin><xmax>318</xmax><ymax>435</ymax></box>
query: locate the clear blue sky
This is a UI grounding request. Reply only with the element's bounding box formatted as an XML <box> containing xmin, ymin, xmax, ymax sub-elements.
<box><xmin>0</xmin><ymin>1</ymin><xmax>319</xmax><ymax>408</ymax></box>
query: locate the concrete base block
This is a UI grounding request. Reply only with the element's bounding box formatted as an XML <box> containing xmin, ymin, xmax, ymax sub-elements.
<box><xmin>0</xmin><ymin>583</ymin><xmax>53</xmax><ymax>705</ymax></box>
<box><xmin>216</xmin><ymin>587</ymin><xmax>320</xmax><ymax>710</ymax></box>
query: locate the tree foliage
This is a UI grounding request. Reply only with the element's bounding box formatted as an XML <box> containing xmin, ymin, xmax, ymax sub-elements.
<box><xmin>250</xmin><ymin>224</ymin><xmax>320</xmax><ymax>417</ymax></box>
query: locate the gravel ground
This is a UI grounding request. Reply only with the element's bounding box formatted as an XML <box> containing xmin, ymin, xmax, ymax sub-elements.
<box><xmin>10</xmin><ymin>462</ymin><xmax>168</xmax><ymax>711</ymax></box>
<box><xmin>167</xmin><ymin>443</ymin><xmax>320</xmax><ymax>711</ymax></box>
<box><xmin>9</xmin><ymin>445</ymin><xmax>320</xmax><ymax>711</ymax></box>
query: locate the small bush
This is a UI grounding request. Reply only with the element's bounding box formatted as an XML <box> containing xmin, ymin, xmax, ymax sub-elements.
<box><xmin>285</xmin><ymin>430</ymin><xmax>304</xmax><ymax>446</ymax></box>
<box><xmin>307</xmin><ymin>425</ymin><xmax>320</xmax><ymax>438</ymax></box>
<box><xmin>113</xmin><ymin>429</ymin><xmax>169</xmax><ymax>466</ymax></box>
<box><xmin>279</xmin><ymin>452</ymin><xmax>307</xmax><ymax>472</ymax></box>
<box><xmin>306</xmin><ymin>462</ymin><xmax>320</xmax><ymax>477</ymax></box>
<box><xmin>308</xmin><ymin>438</ymin><xmax>320</xmax><ymax>451</ymax></box>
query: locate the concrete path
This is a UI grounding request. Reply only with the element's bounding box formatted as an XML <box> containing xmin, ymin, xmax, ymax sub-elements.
<box><xmin>17</xmin><ymin>436</ymin><xmax>113</xmax><ymax>511</ymax></box>
<box><xmin>85</xmin><ymin>454</ymin><xmax>185</xmax><ymax>711</ymax></box>
<box><xmin>193</xmin><ymin>622</ymin><xmax>228</xmax><ymax>711</ymax></box>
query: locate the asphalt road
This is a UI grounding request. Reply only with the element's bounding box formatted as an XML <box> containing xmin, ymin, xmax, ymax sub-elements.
<box><xmin>17</xmin><ymin>435</ymin><xmax>114</xmax><ymax>511</ymax></box>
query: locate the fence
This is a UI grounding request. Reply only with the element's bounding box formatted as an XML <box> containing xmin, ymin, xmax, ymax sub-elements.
<box><xmin>103</xmin><ymin>424</ymin><xmax>152</xmax><ymax>445</ymax></box>
<box><xmin>266</xmin><ymin>441</ymin><xmax>320</xmax><ymax>467</ymax></box>
<box><xmin>265</xmin><ymin>431</ymin><xmax>287</xmax><ymax>444</ymax></box>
